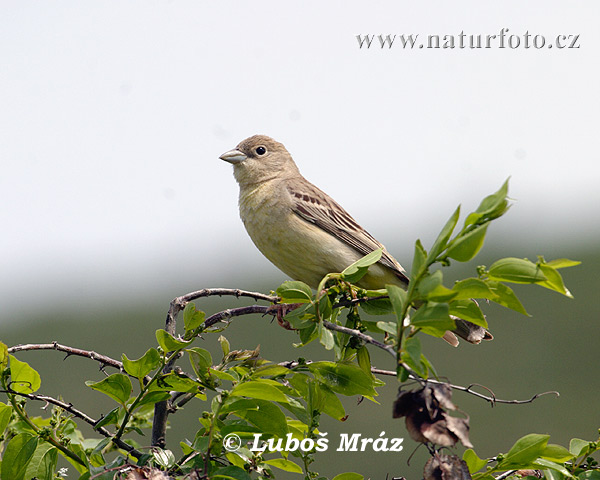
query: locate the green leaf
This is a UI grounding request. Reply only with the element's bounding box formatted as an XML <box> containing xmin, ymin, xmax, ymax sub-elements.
<box><xmin>136</xmin><ymin>391</ymin><xmax>172</xmax><ymax>408</ymax></box>
<box><xmin>488</xmin><ymin>258</ymin><xmax>547</xmax><ymax>284</ymax></box>
<box><xmin>429</xmin><ymin>205</ymin><xmax>461</xmax><ymax>261</ymax></box>
<box><xmin>499</xmin><ymin>433</ymin><xmax>549</xmax><ymax>469</ymax></box>
<box><xmin>90</xmin><ymin>437</ymin><xmax>111</xmax><ymax>466</ymax></box>
<box><xmin>341</xmin><ymin>249</ymin><xmax>383</xmax><ymax>284</ymax></box>
<box><xmin>212</xmin><ymin>465</ymin><xmax>253</xmax><ymax>480</ymax></box>
<box><xmin>386</xmin><ymin>283</ymin><xmax>407</xmax><ymax>324</ymax></box>
<box><xmin>418</xmin><ymin>270</ymin><xmax>443</xmax><ymax>295</ymax></box>
<box><xmin>122</xmin><ymin>348</ymin><xmax>161</xmax><ymax>381</ymax></box>
<box><xmin>578</xmin><ymin>471</ymin><xmax>600</xmax><ymax>480</ymax></box>
<box><xmin>150</xmin><ymin>372</ymin><xmax>200</xmax><ymax>393</ymax></box>
<box><xmin>297</xmin><ymin>322</ymin><xmax>318</xmax><ymax>346</ymax></box>
<box><xmin>156</xmin><ymin>329</ymin><xmax>192</xmax><ymax>352</ymax></box>
<box><xmin>0</xmin><ymin>402</ymin><xmax>13</xmax><ymax>434</ymax></box>
<box><xmin>463</xmin><ymin>448</ymin><xmax>487</xmax><ymax>473</ymax></box>
<box><xmin>411</xmin><ymin>240</ymin><xmax>427</xmax><ymax>278</ymax></box>
<box><xmin>452</xmin><ymin>278</ymin><xmax>497</xmax><ymax>300</ymax></box>
<box><xmin>24</xmin><ymin>443</ymin><xmax>58</xmax><ymax>480</ymax></box>
<box><xmin>308</xmin><ymin>362</ymin><xmax>376</xmax><ymax>397</ymax></box>
<box><xmin>402</xmin><ymin>337</ymin><xmax>426</xmax><ymax>377</ymax></box>
<box><xmin>569</xmin><ymin>438</ymin><xmax>592</xmax><ymax>457</ymax></box>
<box><xmin>86</xmin><ymin>374</ymin><xmax>132</xmax><ymax>405</ymax></box>
<box><xmin>283</xmin><ymin>303</ymin><xmax>316</xmax><ymax>329</ymax></box>
<box><xmin>250</xmin><ymin>365</ymin><xmax>291</xmax><ymax>378</ymax></box>
<box><xmin>188</xmin><ymin>347</ymin><xmax>213</xmax><ymax>379</ymax></box>
<box><xmin>220</xmin><ymin>397</ymin><xmax>262</xmax><ymax>415</ymax></box>
<box><xmin>375</xmin><ymin>321</ymin><xmax>397</xmax><ymax>336</ymax></box>
<box><xmin>486</xmin><ymin>281</ymin><xmax>529</xmax><ymax>315</ymax></box>
<box><xmin>153</xmin><ymin>448</ymin><xmax>176</xmax><ymax>469</ymax></box>
<box><xmin>316</xmin><ymin>383</ymin><xmax>347</xmax><ymax>420</ymax></box>
<box><xmin>183</xmin><ymin>302</ymin><xmax>206</xmax><ymax>332</ymax></box>
<box><xmin>448</xmin><ymin>299</ymin><xmax>488</xmax><ymax>328</ymax></box>
<box><xmin>0</xmin><ymin>341</ymin><xmax>8</xmax><ymax>367</ymax></box>
<box><xmin>231</xmin><ymin>381</ymin><xmax>289</xmax><ymax>402</ymax></box>
<box><xmin>465</xmin><ymin>178</ymin><xmax>510</xmax><ymax>226</ymax></box>
<box><xmin>541</xmin><ymin>443</ymin><xmax>575</xmax><ymax>462</ymax></box>
<box><xmin>359</xmin><ymin>296</ymin><xmax>394</xmax><ymax>315</ymax></box>
<box><xmin>9</xmin><ymin>356</ymin><xmax>41</xmax><ymax>394</ymax></box>
<box><xmin>538</xmin><ymin>264</ymin><xmax>573</xmax><ymax>297</ymax></box>
<box><xmin>1</xmin><ymin>433</ymin><xmax>38</xmax><ymax>480</ymax></box>
<box><xmin>276</xmin><ymin>281</ymin><xmax>313</xmax><ymax>303</ymax></box>
<box><xmin>209</xmin><ymin>368</ymin><xmax>237</xmax><ymax>382</ymax></box>
<box><xmin>545</xmin><ymin>258</ymin><xmax>581</xmax><ymax>269</ymax></box>
<box><xmin>232</xmin><ymin>399</ymin><xmax>288</xmax><ymax>437</ymax></box>
<box><xmin>94</xmin><ymin>407</ymin><xmax>120</xmax><ymax>429</ymax></box>
<box><xmin>531</xmin><ymin>457</ymin><xmax>573</xmax><ymax>477</ymax></box>
<box><xmin>356</xmin><ymin>346</ymin><xmax>372</xmax><ymax>377</ymax></box>
<box><xmin>410</xmin><ymin>303</ymin><xmax>455</xmax><ymax>334</ymax></box>
<box><xmin>318</xmin><ymin>322</ymin><xmax>335</xmax><ymax>350</ymax></box>
<box><xmin>263</xmin><ymin>458</ymin><xmax>303</xmax><ymax>473</ymax></box>
<box><xmin>332</xmin><ymin>473</ymin><xmax>365</xmax><ymax>480</ymax></box>
<box><xmin>288</xmin><ymin>373</ymin><xmax>346</xmax><ymax>420</ymax></box>
<box><xmin>219</xmin><ymin>335</ymin><xmax>231</xmax><ymax>357</ymax></box>
<box><xmin>423</xmin><ymin>284</ymin><xmax>458</xmax><ymax>302</ymax></box>
<box><xmin>446</xmin><ymin>224</ymin><xmax>488</xmax><ymax>262</ymax></box>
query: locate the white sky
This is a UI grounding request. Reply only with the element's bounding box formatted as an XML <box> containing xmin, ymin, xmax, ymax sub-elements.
<box><xmin>1</xmin><ymin>1</ymin><xmax>599</xmax><ymax>319</ymax></box>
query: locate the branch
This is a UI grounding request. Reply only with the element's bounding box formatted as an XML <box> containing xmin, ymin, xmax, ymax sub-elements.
<box><xmin>370</xmin><ymin>368</ymin><xmax>559</xmax><ymax>406</ymax></box>
<box><xmin>0</xmin><ymin>389</ymin><xmax>143</xmax><ymax>458</ymax></box>
<box><xmin>153</xmin><ymin>296</ymin><xmax>277</xmax><ymax>449</ymax></box>
<box><xmin>154</xmin><ymin>289</ymin><xmax>275</xmax><ymax>448</ymax></box>
<box><xmin>322</xmin><ymin>321</ymin><xmax>395</xmax><ymax>357</ymax></box>
<box><xmin>204</xmin><ymin>305</ymin><xmax>275</xmax><ymax>328</ymax></box>
<box><xmin>7</xmin><ymin>342</ymin><xmax>153</xmax><ymax>383</ymax></box>
<box><xmin>166</xmin><ymin>288</ymin><xmax>278</xmax><ymax>332</ymax></box>
<box><xmin>8</xmin><ymin>342</ymin><xmax>123</xmax><ymax>372</ymax></box>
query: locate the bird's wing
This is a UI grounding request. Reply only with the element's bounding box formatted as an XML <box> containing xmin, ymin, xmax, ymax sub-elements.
<box><xmin>287</xmin><ymin>180</ymin><xmax>409</xmax><ymax>286</ymax></box>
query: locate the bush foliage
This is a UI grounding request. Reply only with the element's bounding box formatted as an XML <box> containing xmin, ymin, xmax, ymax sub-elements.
<box><xmin>1</xmin><ymin>180</ymin><xmax>597</xmax><ymax>480</ymax></box>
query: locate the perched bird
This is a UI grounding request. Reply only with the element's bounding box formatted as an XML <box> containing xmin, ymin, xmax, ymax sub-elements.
<box><xmin>220</xmin><ymin>135</ymin><xmax>491</xmax><ymax>345</ymax></box>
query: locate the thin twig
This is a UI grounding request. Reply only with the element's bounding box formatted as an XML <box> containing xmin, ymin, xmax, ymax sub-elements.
<box><xmin>322</xmin><ymin>321</ymin><xmax>395</xmax><ymax>357</ymax></box>
<box><xmin>278</xmin><ymin>362</ymin><xmax>558</xmax><ymax>406</ymax></box>
<box><xmin>370</xmin><ymin>368</ymin><xmax>559</xmax><ymax>405</ymax></box>
<box><xmin>0</xmin><ymin>389</ymin><xmax>142</xmax><ymax>458</ymax></box>
<box><xmin>494</xmin><ymin>470</ymin><xmax>518</xmax><ymax>479</ymax></box>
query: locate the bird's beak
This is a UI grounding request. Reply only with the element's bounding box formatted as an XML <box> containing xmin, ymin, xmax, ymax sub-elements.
<box><xmin>219</xmin><ymin>149</ymin><xmax>247</xmax><ymax>164</ymax></box>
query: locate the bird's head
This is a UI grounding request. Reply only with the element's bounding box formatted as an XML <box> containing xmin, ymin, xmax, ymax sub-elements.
<box><xmin>220</xmin><ymin>135</ymin><xmax>300</xmax><ymax>186</ymax></box>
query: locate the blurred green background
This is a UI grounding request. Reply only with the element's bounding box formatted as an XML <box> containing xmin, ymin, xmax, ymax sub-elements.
<box><xmin>3</xmin><ymin>236</ymin><xmax>598</xmax><ymax>479</ymax></box>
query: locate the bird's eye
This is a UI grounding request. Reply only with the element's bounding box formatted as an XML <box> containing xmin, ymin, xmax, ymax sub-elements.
<box><xmin>255</xmin><ymin>146</ymin><xmax>267</xmax><ymax>156</ymax></box>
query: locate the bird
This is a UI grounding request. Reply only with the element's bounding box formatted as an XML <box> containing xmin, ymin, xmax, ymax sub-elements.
<box><xmin>220</xmin><ymin>135</ymin><xmax>491</xmax><ymax>345</ymax></box>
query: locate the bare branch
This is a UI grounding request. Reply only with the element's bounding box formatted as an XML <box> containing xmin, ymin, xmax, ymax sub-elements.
<box><xmin>8</xmin><ymin>342</ymin><xmax>123</xmax><ymax>372</ymax></box>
